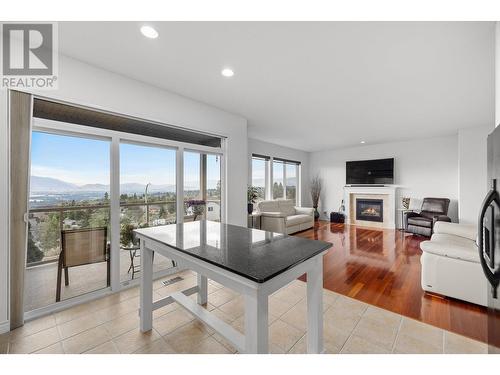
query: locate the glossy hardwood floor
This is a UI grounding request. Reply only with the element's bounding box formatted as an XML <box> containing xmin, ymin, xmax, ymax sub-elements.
<box><xmin>295</xmin><ymin>221</ymin><xmax>488</xmax><ymax>343</ymax></box>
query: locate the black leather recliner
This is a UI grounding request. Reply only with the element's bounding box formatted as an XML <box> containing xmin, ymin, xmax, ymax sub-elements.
<box><xmin>405</xmin><ymin>198</ymin><xmax>451</xmax><ymax>237</ymax></box>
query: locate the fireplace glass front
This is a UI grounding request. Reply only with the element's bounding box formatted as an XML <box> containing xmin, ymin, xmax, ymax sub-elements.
<box><xmin>356</xmin><ymin>199</ymin><xmax>383</xmax><ymax>222</ymax></box>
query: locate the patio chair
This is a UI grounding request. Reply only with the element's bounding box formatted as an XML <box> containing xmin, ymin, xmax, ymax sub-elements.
<box><xmin>56</xmin><ymin>227</ymin><xmax>110</xmax><ymax>302</ymax></box>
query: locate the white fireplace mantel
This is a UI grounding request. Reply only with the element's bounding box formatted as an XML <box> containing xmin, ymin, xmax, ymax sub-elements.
<box><xmin>343</xmin><ymin>185</ymin><xmax>398</xmax><ymax>229</ymax></box>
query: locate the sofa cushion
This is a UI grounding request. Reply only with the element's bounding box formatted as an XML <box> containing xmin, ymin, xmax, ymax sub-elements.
<box><xmin>257</xmin><ymin>200</ymin><xmax>280</xmax><ymax>213</ymax></box>
<box><xmin>421</xmin><ymin>198</ymin><xmax>450</xmax><ymax>214</ymax></box>
<box><xmin>433</xmin><ymin>222</ymin><xmax>478</xmax><ymax>241</ymax></box>
<box><xmin>420</xmin><ymin>233</ymin><xmax>479</xmax><ymax>263</ymax></box>
<box><xmin>278</xmin><ymin>199</ymin><xmax>296</xmax><ymax>216</ymax></box>
<box><xmin>286</xmin><ymin>214</ymin><xmax>312</xmax><ymax>227</ymax></box>
<box><xmin>407</xmin><ymin>216</ymin><xmax>432</xmax><ymax>228</ymax></box>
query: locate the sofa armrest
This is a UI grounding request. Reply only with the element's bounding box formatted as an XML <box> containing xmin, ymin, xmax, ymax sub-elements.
<box><xmin>260</xmin><ymin>215</ymin><xmax>287</xmax><ymax>234</ymax></box>
<box><xmin>260</xmin><ymin>212</ymin><xmax>287</xmax><ymax>218</ymax></box>
<box><xmin>404</xmin><ymin>211</ymin><xmax>419</xmax><ymax>226</ymax></box>
<box><xmin>294</xmin><ymin>207</ymin><xmax>314</xmax><ymax>216</ymax></box>
<box><xmin>433</xmin><ymin>215</ymin><xmax>451</xmax><ymax>225</ymax></box>
<box><xmin>433</xmin><ymin>221</ymin><xmax>477</xmax><ymax>241</ymax></box>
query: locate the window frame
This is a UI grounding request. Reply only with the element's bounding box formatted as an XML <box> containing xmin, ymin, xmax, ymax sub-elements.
<box><xmin>251</xmin><ymin>154</ymin><xmax>270</xmax><ymax>201</ymax></box>
<box><xmin>26</xmin><ymin>115</ymin><xmax>225</xmax><ymax>319</ymax></box>
<box><xmin>251</xmin><ymin>154</ymin><xmax>301</xmax><ymax>206</ymax></box>
<box><xmin>272</xmin><ymin>157</ymin><xmax>301</xmax><ymax>205</ymax></box>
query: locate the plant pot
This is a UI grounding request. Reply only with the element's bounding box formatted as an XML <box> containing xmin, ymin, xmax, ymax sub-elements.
<box><xmin>247</xmin><ymin>203</ymin><xmax>254</xmax><ymax>215</ymax></box>
<box><xmin>313</xmin><ymin>206</ymin><xmax>320</xmax><ymax>221</ymax></box>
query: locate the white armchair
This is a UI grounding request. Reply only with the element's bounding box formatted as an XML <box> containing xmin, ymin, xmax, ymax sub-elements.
<box><xmin>256</xmin><ymin>199</ymin><xmax>314</xmax><ymax>234</ymax></box>
<box><xmin>420</xmin><ymin>221</ymin><xmax>487</xmax><ymax>306</ymax></box>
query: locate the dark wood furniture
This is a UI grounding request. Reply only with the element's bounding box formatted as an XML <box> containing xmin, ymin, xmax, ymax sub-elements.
<box><xmin>57</xmin><ymin>227</ymin><xmax>110</xmax><ymax>302</ymax></box>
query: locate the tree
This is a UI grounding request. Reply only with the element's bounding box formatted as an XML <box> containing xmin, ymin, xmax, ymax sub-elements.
<box><xmin>273</xmin><ymin>182</ymin><xmax>284</xmax><ymax>199</ymax></box>
<box><xmin>215</xmin><ymin>180</ymin><xmax>221</xmax><ymax>199</ymax></box>
<box><xmin>104</xmin><ymin>192</ymin><xmax>109</xmax><ymax>201</ymax></box>
<box><xmin>27</xmin><ymin>224</ymin><xmax>44</xmax><ymax>264</ymax></box>
<box><xmin>159</xmin><ymin>205</ymin><xmax>166</xmax><ymax>219</ymax></box>
<box><xmin>39</xmin><ymin>212</ymin><xmax>60</xmax><ymax>253</ymax></box>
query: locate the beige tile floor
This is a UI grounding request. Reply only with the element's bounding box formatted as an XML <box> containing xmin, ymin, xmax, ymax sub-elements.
<box><xmin>24</xmin><ymin>250</ymin><xmax>174</xmax><ymax>312</ymax></box>
<box><xmin>0</xmin><ymin>270</ymin><xmax>488</xmax><ymax>354</ymax></box>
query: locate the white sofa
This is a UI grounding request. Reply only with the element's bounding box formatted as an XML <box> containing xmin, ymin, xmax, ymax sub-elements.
<box><xmin>256</xmin><ymin>199</ymin><xmax>314</xmax><ymax>234</ymax></box>
<box><xmin>420</xmin><ymin>221</ymin><xmax>487</xmax><ymax>306</ymax></box>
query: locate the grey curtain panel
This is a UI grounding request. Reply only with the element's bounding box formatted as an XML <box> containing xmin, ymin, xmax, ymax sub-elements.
<box><xmin>9</xmin><ymin>90</ymin><xmax>33</xmax><ymax>330</ymax></box>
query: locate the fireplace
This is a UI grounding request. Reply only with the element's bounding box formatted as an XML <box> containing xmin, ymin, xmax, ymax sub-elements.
<box><xmin>356</xmin><ymin>198</ymin><xmax>383</xmax><ymax>222</ymax></box>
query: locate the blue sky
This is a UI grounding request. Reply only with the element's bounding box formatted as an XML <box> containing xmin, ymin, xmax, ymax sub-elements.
<box><xmin>252</xmin><ymin>159</ymin><xmax>297</xmax><ymax>187</ymax></box>
<box><xmin>251</xmin><ymin>158</ymin><xmax>266</xmax><ymax>187</ymax></box>
<box><xmin>31</xmin><ymin>132</ymin><xmax>220</xmax><ymax>189</ymax></box>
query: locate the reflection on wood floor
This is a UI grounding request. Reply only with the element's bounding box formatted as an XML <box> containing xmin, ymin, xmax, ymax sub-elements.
<box><xmin>295</xmin><ymin>221</ymin><xmax>487</xmax><ymax>343</ymax></box>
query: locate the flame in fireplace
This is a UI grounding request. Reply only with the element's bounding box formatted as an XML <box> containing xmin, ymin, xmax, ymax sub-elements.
<box><xmin>361</xmin><ymin>207</ymin><xmax>380</xmax><ymax>216</ymax></box>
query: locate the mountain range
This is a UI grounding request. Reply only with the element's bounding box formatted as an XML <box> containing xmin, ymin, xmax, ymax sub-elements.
<box><xmin>30</xmin><ymin>176</ymin><xmax>177</xmax><ymax>193</ymax></box>
<box><xmin>251</xmin><ymin>177</ymin><xmax>297</xmax><ymax>187</ymax></box>
<box><xmin>31</xmin><ymin>175</ymin><xmax>291</xmax><ymax>194</ymax></box>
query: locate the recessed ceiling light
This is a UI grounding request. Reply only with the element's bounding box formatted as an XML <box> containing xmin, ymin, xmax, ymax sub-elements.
<box><xmin>221</xmin><ymin>68</ymin><xmax>234</xmax><ymax>77</ymax></box>
<box><xmin>140</xmin><ymin>25</ymin><xmax>158</xmax><ymax>39</ymax></box>
<box><xmin>360</xmin><ymin>140</ymin><xmax>366</xmax><ymax>144</ymax></box>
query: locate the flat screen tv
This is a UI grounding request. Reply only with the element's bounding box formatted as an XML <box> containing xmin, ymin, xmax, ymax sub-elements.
<box><xmin>346</xmin><ymin>158</ymin><xmax>394</xmax><ymax>185</ymax></box>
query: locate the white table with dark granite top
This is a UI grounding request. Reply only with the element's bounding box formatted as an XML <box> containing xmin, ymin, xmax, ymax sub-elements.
<box><xmin>135</xmin><ymin>220</ymin><xmax>332</xmax><ymax>354</ymax></box>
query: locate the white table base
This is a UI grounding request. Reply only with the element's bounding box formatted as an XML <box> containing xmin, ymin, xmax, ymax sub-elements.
<box><xmin>138</xmin><ymin>237</ymin><xmax>326</xmax><ymax>354</ymax></box>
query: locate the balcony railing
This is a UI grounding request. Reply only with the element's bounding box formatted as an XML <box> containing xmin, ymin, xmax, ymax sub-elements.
<box><xmin>27</xmin><ymin>199</ymin><xmax>221</xmax><ymax>268</ymax></box>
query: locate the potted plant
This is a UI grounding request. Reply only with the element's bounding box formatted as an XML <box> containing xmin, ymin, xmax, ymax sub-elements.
<box><xmin>310</xmin><ymin>175</ymin><xmax>322</xmax><ymax>221</ymax></box>
<box><xmin>120</xmin><ymin>223</ymin><xmax>137</xmax><ymax>248</ymax></box>
<box><xmin>186</xmin><ymin>199</ymin><xmax>206</xmax><ymax>221</ymax></box>
<box><xmin>247</xmin><ymin>186</ymin><xmax>259</xmax><ymax>214</ymax></box>
<box><xmin>120</xmin><ymin>222</ymin><xmax>148</xmax><ymax>248</ymax></box>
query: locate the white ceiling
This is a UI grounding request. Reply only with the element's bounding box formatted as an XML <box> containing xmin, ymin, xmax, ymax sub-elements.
<box><xmin>58</xmin><ymin>22</ymin><xmax>495</xmax><ymax>152</ymax></box>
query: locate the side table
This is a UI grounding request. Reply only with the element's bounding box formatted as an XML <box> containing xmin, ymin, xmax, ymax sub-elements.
<box><xmin>397</xmin><ymin>208</ymin><xmax>414</xmax><ymax>232</ymax></box>
<box><xmin>247</xmin><ymin>212</ymin><xmax>262</xmax><ymax>229</ymax></box>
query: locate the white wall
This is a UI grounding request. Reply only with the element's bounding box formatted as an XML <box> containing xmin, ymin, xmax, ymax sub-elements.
<box><xmin>248</xmin><ymin>138</ymin><xmax>311</xmax><ymax>206</ymax></box>
<box><xmin>0</xmin><ymin>55</ymin><xmax>248</xmax><ymax>329</ymax></box>
<box><xmin>309</xmin><ymin>136</ymin><xmax>460</xmax><ymax>225</ymax></box>
<box><xmin>458</xmin><ymin>126</ymin><xmax>492</xmax><ymax>224</ymax></box>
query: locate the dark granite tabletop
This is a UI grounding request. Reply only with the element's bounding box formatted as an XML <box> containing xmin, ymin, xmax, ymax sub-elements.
<box><xmin>134</xmin><ymin>220</ymin><xmax>332</xmax><ymax>283</ymax></box>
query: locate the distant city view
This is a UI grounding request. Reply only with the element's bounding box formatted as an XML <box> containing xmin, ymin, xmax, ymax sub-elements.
<box><xmin>29</xmin><ymin>175</ymin><xmax>220</xmax><ymax>208</ymax></box>
<box><xmin>27</xmin><ymin>132</ymin><xmax>221</xmax><ymax>268</ymax></box>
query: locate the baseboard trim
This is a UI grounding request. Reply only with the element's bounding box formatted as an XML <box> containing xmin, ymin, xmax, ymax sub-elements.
<box><xmin>0</xmin><ymin>320</ymin><xmax>9</xmax><ymax>334</ymax></box>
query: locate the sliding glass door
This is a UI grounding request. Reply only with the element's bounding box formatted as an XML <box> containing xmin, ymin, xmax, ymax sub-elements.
<box><xmin>119</xmin><ymin>142</ymin><xmax>177</xmax><ymax>282</ymax></box>
<box><xmin>184</xmin><ymin>151</ymin><xmax>222</xmax><ymax>222</ymax></box>
<box><xmin>25</xmin><ymin>118</ymin><xmax>225</xmax><ymax>316</ymax></box>
<box><xmin>26</xmin><ymin>131</ymin><xmax>111</xmax><ymax>312</ymax></box>
<box><xmin>206</xmin><ymin>154</ymin><xmax>221</xmax><ymax>222</ymax></box>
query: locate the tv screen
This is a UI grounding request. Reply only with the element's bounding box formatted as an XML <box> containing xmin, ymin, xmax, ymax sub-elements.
<box><xmin>346</xmin><ymin>158</ymin><xmax>394</xmax><ymax>185</ymax></box>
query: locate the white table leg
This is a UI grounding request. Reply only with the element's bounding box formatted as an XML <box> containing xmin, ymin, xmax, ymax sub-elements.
<box><xmin>197</xmin><ymin>273</ymin><xmax>208</xmax><ymax>305</ymax></box>
<box><xmin>140</xmin><ymin>240</ymin><xmax>153</xmax><ymax>332</ymax></box>
<box><xmin>244</xmin><ymin>290</ymin><xmax>268</xmax><ymax>353</ymax></box>
<box><xmin>307</xmin><ymin>255</ymin><xmax>324</xmax><ymax>353</ymax></box>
